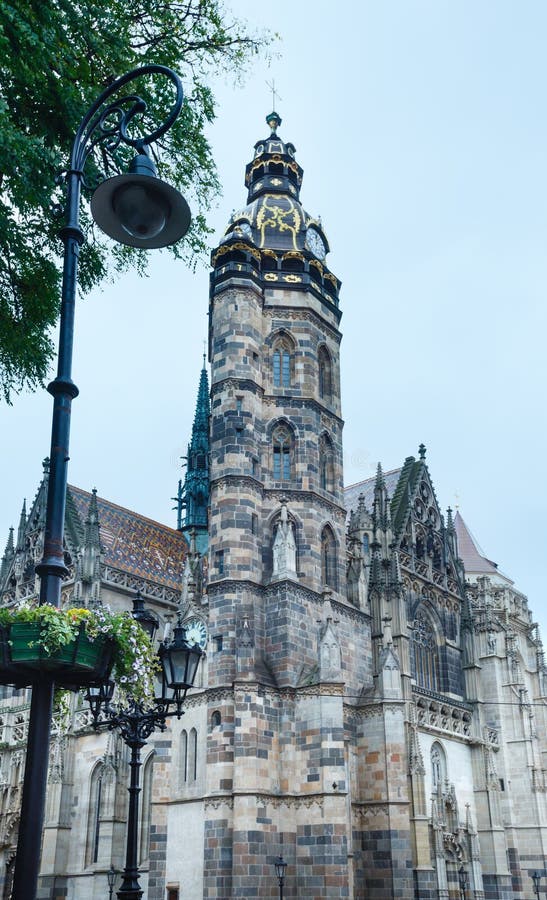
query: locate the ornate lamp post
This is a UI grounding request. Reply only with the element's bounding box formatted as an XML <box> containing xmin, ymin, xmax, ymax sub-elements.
<box><xmin>107</xmin><ymin>865</ymin><xmax>117</xmax><ymax>900</ymax></box>
<box><xmin>274</xmin><ymin>856</ymin><xmax>287</xmax><ymax>900</ymax></box>
<box><xmin>458</xmin><ymin>865</ymin><xmax>469</xmax><ymax>900</ymax></box>
<box><xmin>86</xmin><ymin>594</ymin><xmax>203</xmax><ymax>900</ymax></box>
<box><xmin>12</xmin><ymin>65</ymin><xmax>190</xmax><ymax>900</ymax></box>
<box><xmin>533</xmin><ymin>871</ymin><xmax>542</xmax><ymax>899</ymax></box>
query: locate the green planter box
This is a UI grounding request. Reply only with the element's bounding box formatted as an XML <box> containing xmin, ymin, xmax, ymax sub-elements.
<box><xmin>0</xmin><ymin>623</ymin><xmax>114</xmax><ymax>688</ymax></box>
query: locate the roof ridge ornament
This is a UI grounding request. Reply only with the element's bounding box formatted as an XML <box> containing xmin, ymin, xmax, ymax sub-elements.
<box><xmin>266</xmin><ymin>110</ymin><xmax>282</xmax><ymax>135</ymax></box>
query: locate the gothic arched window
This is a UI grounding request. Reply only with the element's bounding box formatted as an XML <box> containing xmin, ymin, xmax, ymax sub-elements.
<box><xmin>412</xmin><ymin>612</ymin><xmax>440</xmax><ymax>691</ymax></box>
<box><xmin>139</xmin><ymin>753</ymin><xmax>154</xmax><ymax>864</ymax></box>
<box><xmin>181</xmin><ymin>728</ymin><xmax>198</xmax><ymax>785</ymax></box>
<box><xmin>431</xmin><ymin>741</ymin><xmax>446</xmax><ymax>790</ymax></box>
<box><xmin>272</xmin><ymin>424</ymin><xmax>293</xmax><ymax>481</ymax></box>
<box><xmin>318</xmin><ymin>345</ymin><xmax>332</xmax><ymax>401</ymax></box>
<box><xmin>321</xmin><ymin>525</ymin><xmax>337</xmax><ymax>590</ymax></box>
<box><xmin>189</xmin><ymin>727</ymin><xmax>198</xmax><ymax>782</ymax></box>
<box><xmin>319</xmin><ymin>433</ymin><xmax>335</xmax><ymax>492</ymax></box>
<box><xmin>181</xmin><ymin>729</ymin><xmax>188</xmax><ymax>783</ymax></box>
<box><xmin>272</xmin><ymin>334</ymin><xmax>294</xmax><ymax>388</ymax></box>
<box><xmin>85</xmin><ymin>763</ymin><xmax>103</xmax><ymax>867</ymax></box>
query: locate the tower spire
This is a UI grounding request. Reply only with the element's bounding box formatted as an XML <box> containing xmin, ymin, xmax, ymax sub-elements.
<box><xmin>177</xmin><ymin>358</ymin><xmax>210</xmax><ymax>554</ymax></box>
<box><xmin>0</xmin><ymin>527</ymin><xmax>14</xmax><ymax>586</ymax></box>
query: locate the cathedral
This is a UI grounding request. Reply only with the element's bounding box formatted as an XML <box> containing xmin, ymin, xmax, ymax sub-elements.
<box><xmin>1</xmin><ymin>112</ymin><xmax>546</xmax><ymax>899</ymax></box>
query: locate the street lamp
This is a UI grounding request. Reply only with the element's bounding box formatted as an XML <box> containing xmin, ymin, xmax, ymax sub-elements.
<box><xmin>533</xmin><ymin>871</ymin><xmax>542</xmax><ymax>899</ymax></box>
<box><xmin>85</xmin><ymin>595</ymin><xmax>203</xmax><ymax>900</ymax></box>
<box><xmin>274</xmin><ymin>856</ymin><xmax>287</xmax><ymax>900</ymax></box>
<box><xmin>458</xmin><ymin>865</ymin><xmax>469</xmax><ymax>900</ymax></box>
<box><xmin>107</xmin><ymin>865</ymin><xmax>117</xmax><ymax>900</ymax></box>
<box><xmin>11</xmin><ymin>64</ymin><xmax>190</xmax><ymax>900</ymax></box>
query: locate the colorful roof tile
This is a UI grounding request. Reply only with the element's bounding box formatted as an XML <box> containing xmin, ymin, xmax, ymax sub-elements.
<box><xmin>69</xmin><ymin>486</ymin><xmax>187</xmax><ymax>590</ymax></box>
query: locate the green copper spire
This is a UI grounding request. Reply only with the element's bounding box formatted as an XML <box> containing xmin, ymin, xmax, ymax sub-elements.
<box><xmin>177</xmin><ymin>357</ymin><xmax>210</xmax><ymax>553</ymax></box>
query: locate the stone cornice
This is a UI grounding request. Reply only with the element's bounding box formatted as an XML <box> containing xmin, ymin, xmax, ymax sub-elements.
<box><xmin>211</xmin><ymin>377</ymin><xmax>264</xmax><ymax>398</ymax></box>
<box><xmin>262</xmin><ymin>394</ymin><xmax>344</xmax><ymax>428</ymax></box>
<box><xmin>263</xmin><ymin>303</ymin><xmax>342</xmax><ymax>340</ymax></box>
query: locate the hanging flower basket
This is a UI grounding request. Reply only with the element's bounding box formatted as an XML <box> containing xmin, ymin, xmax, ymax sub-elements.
<box><xmin>1</xmin><ymin>622</ymin><xmax>113</xmax><ymax>687</ymax></box>
<box><xmin>0</xmin><ymin>604</ymin><xmax>158</xmax><ymax>699</ymax></box>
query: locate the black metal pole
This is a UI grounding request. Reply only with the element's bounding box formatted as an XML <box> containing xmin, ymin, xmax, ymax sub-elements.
<box><xmin>117</xmin><ymin>740</ymin><xmax>144</xmax><ymax>900</ymax></box>
<box><xmin>11</xmin><ymin>680</ymin><xmax>54</xmax><ymax>900</ymax></box>
<box><xmin>280</xmin><ymin>880</ymin><xmax>284</xmax><ymax>900</ymax></box>
<box><xmin>11</xmin><ymin>174</ymin><xmax>82</xmax><ymax>900</ymax></box>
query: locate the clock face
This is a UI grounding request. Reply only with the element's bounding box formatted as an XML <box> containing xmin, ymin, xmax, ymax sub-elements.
<box><xmin>184</xmin><ymin>617</ymin><xmax>208</xmax><ymax>650</ymax></box>
<box><xmin>305</xmin><ymin>227</ymin><xmax>326</xmax><ymax>260</ymax></box>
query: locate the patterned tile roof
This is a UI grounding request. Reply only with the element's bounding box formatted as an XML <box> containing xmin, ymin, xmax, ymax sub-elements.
<box><xmin>69</xmin><ymin>486</ymin><xmax>187</xmax><ymax>590</ymax></box>
<box><xmin>344</xmin><ymin>468</ymin><xmax>402</xmax><ymax>516</ymax></box>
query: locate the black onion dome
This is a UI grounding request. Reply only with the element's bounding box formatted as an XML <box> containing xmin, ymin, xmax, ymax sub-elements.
<box><xmin>213</xmin><ymin>112</ymin><xmax>340</xmax><ymax>311</ymax></box>
<box><xmin>224</xmin><ymin>112</ymin><xmax>330</xmax><ymax>258</ymax></box>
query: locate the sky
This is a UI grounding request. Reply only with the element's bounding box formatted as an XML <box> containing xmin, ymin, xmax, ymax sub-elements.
<box><xmin>1</xmin><ymin>1</ymin><xmax>546</xmax><ymax>632</ymax></box>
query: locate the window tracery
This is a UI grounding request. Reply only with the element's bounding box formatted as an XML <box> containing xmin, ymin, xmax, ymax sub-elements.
<box><xmin>272</xmin><ymin>333</ymin><xmax>294</xmax><ymax>388</ymax></box>
<box><xmin>272</xmin><ymin>424</ymin><xmax>293</xmax><ymax>481</ymax></box>
<box><xmin>321</xmin><ymin>525</ymin><xmax>337</xmax><ymax>590</ymax></box>
<box><xmin>412</xmin><ymin>612</ymin><xmax>440</xmax><ymax>691</ymax></box>
<box><xmin>318</xmin><ymin>345</ymin><xmax>332</xmax><ymax>401</ymax></box>
<box><xmin>431</xmin><ymin>741</ymin><xmax>446</xmax><ymax>790</ymax></box>
<box><xmin>319</xmin><ymin>433</ymin><xmax>335</xmax><ymax>492</ymax></box>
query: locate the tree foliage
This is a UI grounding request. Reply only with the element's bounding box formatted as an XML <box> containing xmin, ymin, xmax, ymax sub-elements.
<box><xmin>0</xmin><ymin>1</ymin><xmax>272</xmax><ymax>401</ymax></box>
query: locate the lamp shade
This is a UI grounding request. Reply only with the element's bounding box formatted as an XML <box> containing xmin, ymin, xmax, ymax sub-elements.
<box><xmin>91</xmin><ymin>153</ymin><xmax>191</xmax><ymax>249</ymax></box>
<box><xmin>131</xmin><ymin>591</ymin><xmax>159</xmax><ymax>640</ymax></box>
<box><xmin>274</xmin><ymin>856</ymin><xmax>287</xmax><ymax>883</ymax></box>
<box><xmin>159</xmin><ymin>624</ymin><xmax>203</xmax><ymax>693</ymax></box>
<box><xmin>85</xmin><ymin>678</ymin><xmax>114</xmax><ymax>721</ymax></box>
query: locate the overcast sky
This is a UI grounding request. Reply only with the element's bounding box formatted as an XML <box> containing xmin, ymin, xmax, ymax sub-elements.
<box><xmin>1</xmin><ymin>1</ymin><xmax>546</xmax><ymax>634</ymax></box>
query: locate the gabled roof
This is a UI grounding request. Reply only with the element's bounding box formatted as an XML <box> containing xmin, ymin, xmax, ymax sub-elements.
<box><xmin>389</xmin><ymin>456</ymin><xmax>423</xmax><ymax>537</ymax></box>
<box><xmin>453</xmin><ymin>511</ymin><xmax>507</xmax><ymax>579</ymax></box>
<box><xmin>69</xmin><ymin>487</ymin><xmax>187</xmax><ymax>590</ymax></box>
<box><xmin>344</xmin><ymin>468</ymin><xmax>401</xmax><ymax>516</ymax></box>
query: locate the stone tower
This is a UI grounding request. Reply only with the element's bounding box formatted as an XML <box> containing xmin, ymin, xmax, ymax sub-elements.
<box><xmin>205</xmin><ymin>111</ymin><xmax>351</xmax><ymax>897</ymax></box>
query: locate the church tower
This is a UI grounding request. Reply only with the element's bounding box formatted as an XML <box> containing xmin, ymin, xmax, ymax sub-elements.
<box><xmin>204</xmin><ymin>112</ymin><xmax>351</xmax><ymax>897</ymax></box>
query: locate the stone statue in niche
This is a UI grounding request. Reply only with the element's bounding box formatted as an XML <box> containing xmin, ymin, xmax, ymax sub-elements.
<box><xmin>346</xmin><ymin>536</ymin><xmax>367</xmax><ymax>608</ymax></box>
<box><xmin>318</xmin><ymin>600</ymin><xmax>342</xmax><ymax>681</ymax></box>
<box><xmin>272</xmin><ymin>499</ymin><xmax>297</xmax><ymax>578</ymax></box>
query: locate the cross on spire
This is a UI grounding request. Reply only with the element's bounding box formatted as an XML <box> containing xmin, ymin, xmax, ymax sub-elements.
<box><xmin>266</xmin><ymin>79</ymin><xmax>282</xmax><ymax>112</ymax></box>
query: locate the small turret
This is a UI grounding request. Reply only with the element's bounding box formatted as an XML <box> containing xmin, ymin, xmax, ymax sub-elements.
<box><xmin>0</xmin><ymin>527</ymin><xmax>15</xmax><ymax>587</ymax></box>
<box><xmin>16</xmin><ymin>500</ymin><xmax>27</xmax><ymax>551</ymax></box>
<box><xmin>72</xmin><ymin>488</ymin><xmax>103</xmax><ymax>606</ymax></box>
<box><xmin>81</xmin><ymin>489</ymin><xmax>102</xmax><ymax>582</ymax></box>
